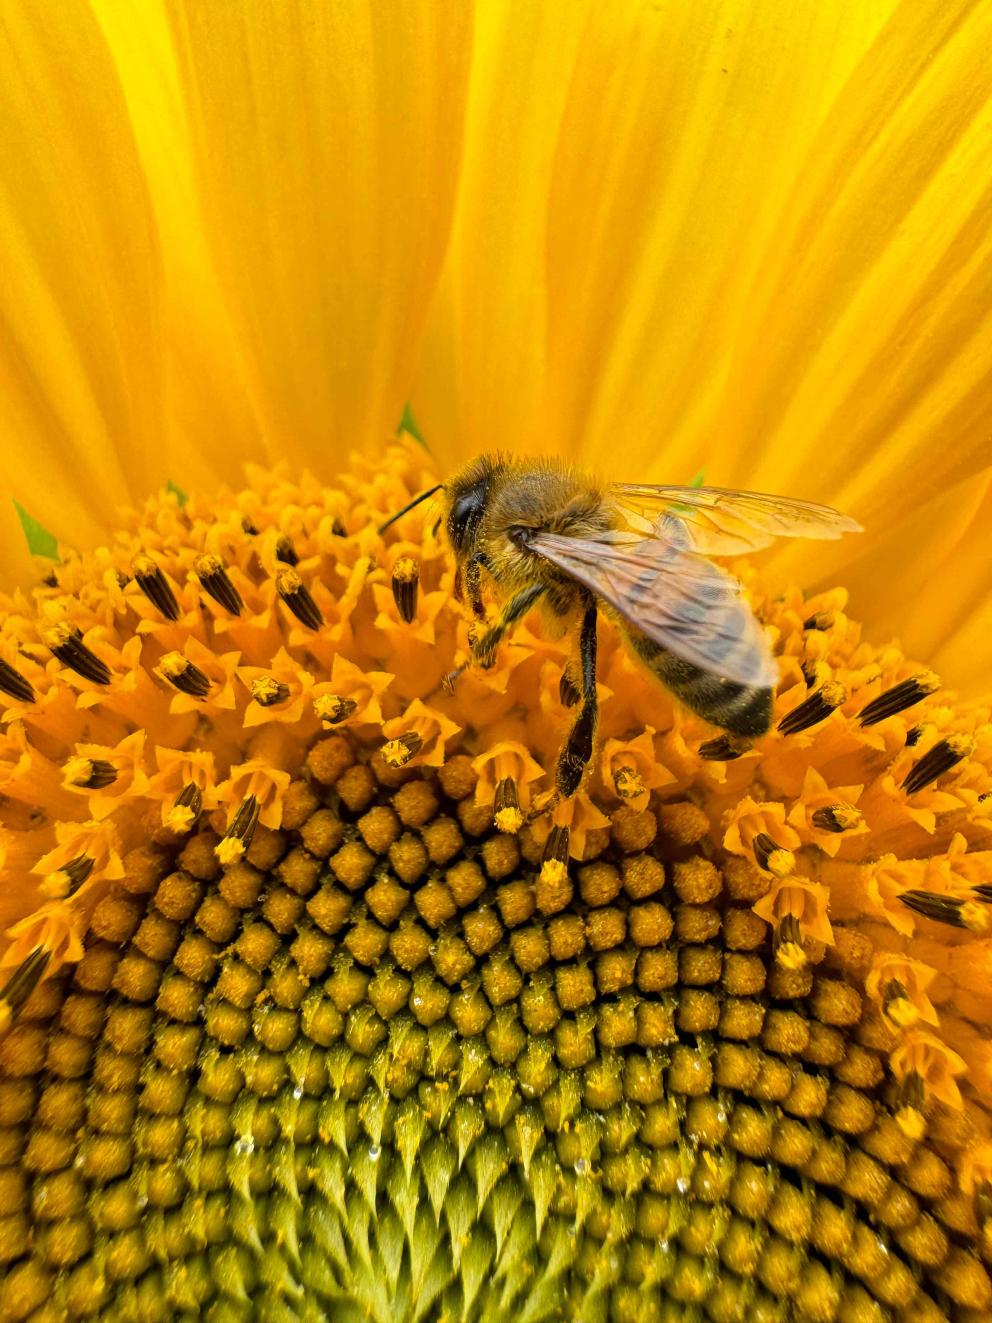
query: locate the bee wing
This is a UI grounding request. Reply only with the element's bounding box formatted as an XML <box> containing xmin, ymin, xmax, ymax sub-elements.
<box><xmin>610</xmin><ymin>483</ymin><xmax>862</xmax><ymax>556</ymax></box>
<box><xmin>530</xmin><ymin>530</ymin><xmax>778</xmax><ymax>687</ymax></box>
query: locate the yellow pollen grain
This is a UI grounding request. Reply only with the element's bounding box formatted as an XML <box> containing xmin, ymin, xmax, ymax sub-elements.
<box><xmin>766</xmin><ymin>848</ymin><xmax>796</xmax><ymax>878</ymax></box>
<box><xmin>62</xmin><ymin>757</ymin><xmax>95</xmax><ymax>788</ymax></box>
<box><xmin>494</xmin><ymin>806</ymin><xmax>525</xmax><ymax>833</ymax></box>
<box><xmin>214</xmin><ymin>837</ymin><xmax>246</xmax><ymax>867</ymax></box>
<box><xmin>159</xmin><ymin>651</ymin><xmax>189</xmax><ymax>678</ymax></box>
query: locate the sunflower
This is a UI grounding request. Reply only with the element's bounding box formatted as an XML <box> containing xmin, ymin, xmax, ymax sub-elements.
<box><xmin>1</xmin><ymin>3</ymin><xmax>991</xmax><ymax>1320</ymax></box>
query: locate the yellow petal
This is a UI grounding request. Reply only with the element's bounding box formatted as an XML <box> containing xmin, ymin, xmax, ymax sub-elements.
<box><xmin>0</xmin><ymin>0</ymin><xmax>165</xmax><ymax>554</ymax></box>
<box><xmin>91</xmin><ymin>0</ymin><xmax>265</xmax><ymax>496</ymax></box>
<box><xmin>166</xmin><ymin>0</ymin><xmax>473</xmax><ymax>469</ymax></box>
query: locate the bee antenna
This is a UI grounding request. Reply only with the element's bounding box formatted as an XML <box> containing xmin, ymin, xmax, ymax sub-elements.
<box><xmin>378</xmin><ymin>485</ymin><xmax>443</xmax><ymax>535</ymax></box>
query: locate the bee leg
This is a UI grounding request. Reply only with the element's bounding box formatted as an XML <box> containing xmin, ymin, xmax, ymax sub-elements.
<box><xmin>443</xmin><ymin>583</ymin><xmax>546</xmax><ymax>692</ymax></box>
<box><xmin>464</xmin><ymin>553</ymin><xmax>489</xmax><ymax>621</ymax></box>
<box><xmin>555</xmin><ymin>598</ymin><xmax>598</xmax><ymax>798</ymax></box>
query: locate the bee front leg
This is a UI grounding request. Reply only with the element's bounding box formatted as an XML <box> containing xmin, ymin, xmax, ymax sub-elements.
<box><xmin>464</xmin><ymin>553</ymin><xmax>489</xmax><ymax>621</ymax></box>
<box><xmin>555</xmin><ymin>598</ymin><xmax>598</xmax><ymax>798</ymax></box>
<box><xmin>443</xmin><ymin>583</ymin><xmax>546</xmax><ymax>693</ymax></box>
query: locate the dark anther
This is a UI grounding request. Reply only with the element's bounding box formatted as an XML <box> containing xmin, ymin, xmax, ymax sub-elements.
<box><xmin>773</xmin><ymin>913</ymin><xmax>805</xmax><ymax>967</ymax></box>
<box><xmin>46</xmin><ymin>628</ymin><xmax>112</xmax><ymax>685</ymax></box>
<box><xmin>0</xmin><ymin>658</ymin><xmax>35</xmax><ymax>704</ymax></box>
<box><xmin>72</xmin><ymin>759</ymin><xmax>117</xmax><ymax>790</ymax></box>
<box><xmin>275</xmin><ymin>535</ymin><xmax>298</xmax><ymax>566</ymax></box>
<box><xmin>276</xmin><ymin>569</ymin><xmax>324</xmax><ymax>630</ymax></box>
<box><xmin>160</xmin><ymin>652</ymin><xmax>211</xmax><ymax>699</ymax></box>
<box><xmin>224</xmin><ymin>794</ymin><xmax>261</xmax><ymax>853</ymax></box>
<box><xmin>493</xmin><ymin>777</ymin><xmax>524</xmax><ymax>833</ymax></box>
<box><xmin>194</xmin><ymin>554</ymin><xmax>244</xmax><ymax>616</ymax></box>
<box><xmin>858</xmin><ymin>671</ymin><xmax>939</xmax><ymax>727</ymax></box>
<box><xmin>800</xmin><ymin>659</ymin><xmax>826</xmax><ymax>689</ymax></box>
<box><xmin>803</xmin><ymin>611</ymin><xmax>836</xmax><ymax>631</ymax></box>
<box><xmin>382</xmin><ymin>731</ymin><xmax>423</xmax><ymax>768</ymax></box>
<box><xmin>972</xmin><ymin>885</ymin><xmax>992</xmax><ymax>903</ymax></box>
<box><xmin>0</xmin><ymin>948</ymin><xmax>51</xmax><ymax>1030</ymax></box>
<box><xmin>250</xmin><ymin>677</ymin><xmax>291</xmax><ymax>707</ymax></box>
<box><xmin>905</xmin><ymin>726</ymin><xmax>923</xmax><ymax>747</ymax></box>
<box><xmin>174</xmin><ymin>781</ymin><xmax>203</xmax><ymax>825</ymax></box>
<box><xmin>63</xmin><ymin>855</ymin><xmax>96</xmax><ymax>895</ymax></box>
<box><xmin>332</xmin><ymin>517</ymin><xmax>347</xmax><ymax>537</ymax></box>
<box><xmin>316</xmin><ymin>695</ymin><xmax>357</xmax><ymax>725</ymax></box>
<box><xmin>543</xmin><ymin>824</ymin><xmax>570</xmax><ymax>868</ymax></box>
<box><xmin>777</xmin><ymin>681</ymin><xmax>846</xmax><ymax>735</ymax></box>
<box><xmin>811</xmin><ymin>804</ymin><xmax>863</xmax><ymax>833</ymax></box>
<box><xmin>242</xmin><ymin>518</ymin><xmax>259</xmax><ymax>535</ymax></box>
<box><xmin>902</xmin><ymin>735</ymin><xmax>973</xmax><ymax>795</ymax></box>
<box><xmin>559</xmin><ymin>672</ymin><xmax>581</xmax><ymax>708</ymax></box>
<box><xmin>391</xmin><ymin>557</ymin><xmax>420</xmax><ymax>624</ymax></box>
<box><xmin>899</xmin><ymin>890</ymin><xmax>968</xmax><ymax>929</ymax></box>
<box><xmin>698</xmin><ymin>734</ymin><xmax>743</xmax><ymax>761</ymax></box>
<box><xmin>752</xmin><ymin>833</ymin><xmax>780</xmax><ymax>872</ymax></box>
<box><xmin>132</xmin><ymin>554</ymin><xmax>180</xmax><ymax>621</ymax></box>
<box><xmin>42</xmin><ymin>571</ymin><xmax>59</xmax><ymax>588</ymax></box>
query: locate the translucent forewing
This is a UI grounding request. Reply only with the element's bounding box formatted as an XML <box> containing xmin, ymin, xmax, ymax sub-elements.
<box><xmin>529</xmin><ymin>530</ymin><xmax>778</xmax><ymax>687</ymax></box>
<box><xmin>609</xmin><ymin>484</ymin><xmax>862</xmax><ymax>556</ymax></box>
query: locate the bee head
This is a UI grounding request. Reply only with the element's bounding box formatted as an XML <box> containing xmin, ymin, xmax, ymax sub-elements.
<box><xmin>444</xmin><ymin>455</ymin><xmax>502</xmax><ymax>558</ymax></box>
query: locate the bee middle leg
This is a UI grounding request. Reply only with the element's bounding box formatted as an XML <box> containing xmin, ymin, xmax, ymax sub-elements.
<box><xmin>555</xmin><ymin>597</ymin><xmax>598</xmax><ymax>798</ymax></box>
<box><xmin>444</xmin><ymin>583</ymin><xmax>546</xmax><ymax>692</ymax></box>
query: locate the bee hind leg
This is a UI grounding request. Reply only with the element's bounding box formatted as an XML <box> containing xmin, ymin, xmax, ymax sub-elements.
<box><xmin>555</xmin><ymin>598</ymin><xmax>598</xmax><ymax>798</ymax></box>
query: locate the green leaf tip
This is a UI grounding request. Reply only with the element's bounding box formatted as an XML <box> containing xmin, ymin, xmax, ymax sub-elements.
<box><xmin>688</xmin><ymin>467</ymin><xmax>706</xmax><ymax>488</ymax></box>
<box><xmin>397</xmin><ymin>402</ymin><xmax>425</xmax><ymax>447</ymax></box>
<box><xmin>166</xmin><ymin>480</ymin><xmax>188</xmax><ymax>508</ymax></box>
<box><xmin>13</xmin><ymin>502</ymin><xmax>59</xmax><ymax>561</ymax></box>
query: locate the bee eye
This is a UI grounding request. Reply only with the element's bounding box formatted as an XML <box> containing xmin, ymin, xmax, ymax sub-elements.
<box><xmin>448</xmin><ymin>491</ymin><xmax>482</xmax><ymax>552</ymax></box>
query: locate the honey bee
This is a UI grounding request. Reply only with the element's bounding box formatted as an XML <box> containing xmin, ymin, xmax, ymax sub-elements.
<box><xmin>381</xmin><ymin>455</ymin><xmax>860</xmax><ymax>800</ymax></box>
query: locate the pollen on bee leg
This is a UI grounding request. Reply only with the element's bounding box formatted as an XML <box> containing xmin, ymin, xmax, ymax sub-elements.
<box><xmin>249</xmin><ymin>676</ymin><xmax>291</xmax><ymax>708</ymax></box>
<box><xmin>390</xmin><ymin>557</ymin><xmax>420</xmax><ymax>624</ymax></box>
<box><xmin>193</xmin><ymin>553</ymin><xmax>243</xmax><ymax>616</ymax></box>
<box><xmin>159</xmin><ymin>651</ymin><xmax>211</xmax><ymax>699</ymax></box>
<box><xmin>381</xmin><ymin>732</ymin><xmax>423</xmax><ymax>768</ymax></box>
<box><xmin>62</xmin><ymin>758</ymin><xmax>117</xmax><ymax>791</ymax></box>
<box><xmin>777</xmin><ymin>681</ymin><xmax>846</xmax><ymax>735</ymax></box>
<box><xmin>165</xmin><ymin>782</ymin><xmax>203</xmax><ymax>835</ymax></box>
<box><xmin>315</xmin><ymin>694</ymin><xmax>358</xmax><ymax>726</ymax></box>
<box><xmin>215</xmin><ymin>794</ymin><xmax>261</xmax><ymax>865</ymax></box>
<box><xmin>276</xmin><ymin>568</ymin><xmax>324</xmax><ymax>630</ymax></box>
<box><xmin>752</xmin><ymin>833</ymin><xmax>796</xmax><ymax>877</ymax></box>
<box><xmin>43</xmin><ymin>623</ymin><xmax>112</xmax><ymax>686</ymax></box>
<box><xmin>131</xmin><ymin>553</ymin><xmax>180</xmax><ymax>621</ymax></box>
<box><xmin>0</xmin><ymin>947</ymin><xmax>51</xmax><ymax>1037</ymax></box>
<box><xmin>902</xmin><ymin>734</ymin><xmax>974</xmax><ymax>794</ymax></box>
<box><xmin>698</xmin><ymin>734</ymin><xmax>746</xmax><ymax>761</ymax></box>
<box><xmin>811</xmin><ymin>804</ymin><xmax>864</xmax><ymax>833</ymax></box>
<box><xmin>858</xmin><ymin>670</ymin><xmax>940</xmax><ymax>727</ymax></box>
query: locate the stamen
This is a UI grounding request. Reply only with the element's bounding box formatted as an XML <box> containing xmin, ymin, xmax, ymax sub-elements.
<box><xmin>275</xmin><ymin>535</ymin><xmax>298</xmax><ymax>566</ymax></box>
<box><xmin>905</xmin><ymin>725</ymin><xmax>923</xmax><ymax>747</ymax></box>
<box><xmin>895</xmin><ymin>1071</ymin><xmax>927</xmax><ymax>1140</ymax></box>
<box><xmin>43</xmin><ymin>624</ymin><xmax>111</xmax><ymax>685</ymax></box>
<box><xmin>332</xmin><ymin>517</ymin><xmax>347</xmax><ymax>537</ymax></box>
<box><xmin>41</xmin><ymin>854</ymin><xmax>95</xmax><ymax>900</ymax></box>
<box><xmin>0</xmin><ymin>657</ymin><xmax>35</xmax><ymax>703</ymax></box>
<box><xmin>194</xmin><ymin>553</ymin><xmax>243</xmax><ymax>616</ymax></box>
<box><xmin>493</xmin><ymin>777</ymin><xmax>524</xmax><ymax>834</ymax></box>
<box><xmin>315</xmin><ymin>694</ymin><xmax>358</xmax><ymax>726</ymax></box>
<box><xmin>242</xmin><ymin>517</ymin><xmax>259</xmax><ymax>535</ymax></box>
<box><xmin>541</xmin><ymin>825</ymin><xmax>570</xmax><ymax>885</ymax></box>
<box><xmin>752</xmin><ymin>833</ymin><xmax>795</xmax><ymax>877</ymax></box>
<box><xmin>777</xmin><ymin>682</ymin><xmax>846</xmax><ymax>735</ymax></box>
<box><xmin>166</xmin><ymin>782</ymin><xmax>203</xmax><ymax>834</ymax></box>
<box><xmin>773</xmin><ymin>913</ymin><xmax>806</xmax><ymax>970</ymax></box>
<box><xmin>801</xmin><ymin>659</ymin><xmax>828</xmax><ymax>690</ymax></box>
<box><xmin>160</xmin><ymin>651</ymin><xmax>211</xmax><ymax>699</ymax></box>
<box><xmin>698</xmin><ymin>735</ymin><xmax>744</xmax><ymax>761</ymax></box>
<box><xmin>382</xmin><ymin>732</ymin><xmax>423</xmax><ymax>768</ymax></box>
<box><xmin>882</xmin><ymin>979</ymin><xmax>919</xmax><ymax>1029</ymax></box>
<box><xmin>216</xmin><ymin>794</ymin><xmax>261</xmax><ymax>864</ymax></box>
<box><xmin>902</xmin><ymin>735</ymin><xmax>974</xmax><ymax>794</ymax></box>
<box><xmin>132</xmin><ymin>553</ymin><xmax>180</xmax><ymax>621</ymax></box>
<box><xmin>858</xmin><ymin>671</ymin><xmax>940</xmax><ymax>727</ymax></box>
<box><xmin>0</xmin><ymin>947</ymin><xmax>51</xmax><ymax>1036</ymax></box>
<box><xmin>803</xmin><ymin>610</ymin><xmax>836</xmax><ymax>631</ymax></box>
<box><xmin>560</xmin><ymin>672</ymin><xmax>581</xmax><ymax>708</ymax></box>
<box><xmin>811</xmin><ymin>804</ymin><xmax>863</xmax><ymax>833</ymax></box>
<box><xmin>276</xmin><ymin>568</ymin><xmax>324</xmax><ymax>630</ymax></box>
<box><xmin>391</xmin><ymin>557</ymin><xmax>420</xmax><ymax>624</ymax></box>
<box><xmin>250</xmin><ymin>676</ymin><xmax>291</xmax><ymax>708</ymax></box>
<box><xmin>613</xmin><ymin>765</ymin><xmax>645</xmax><ymax>802</ymax></box>
<box><xmin>64</xmin><ymin>757</ymin><xmax>117</xmax><ymax>790</ymax></box>
<box><xmin>899</xmin><ymin>888</ymin><xmax>990</xmax><ymax>934</ymax></box>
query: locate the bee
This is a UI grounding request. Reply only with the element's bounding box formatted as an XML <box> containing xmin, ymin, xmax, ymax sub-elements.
<box><xmin>381</xmin><ymin>455</ymin><xmax>860</xmax><ymax>801</ymax></box>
